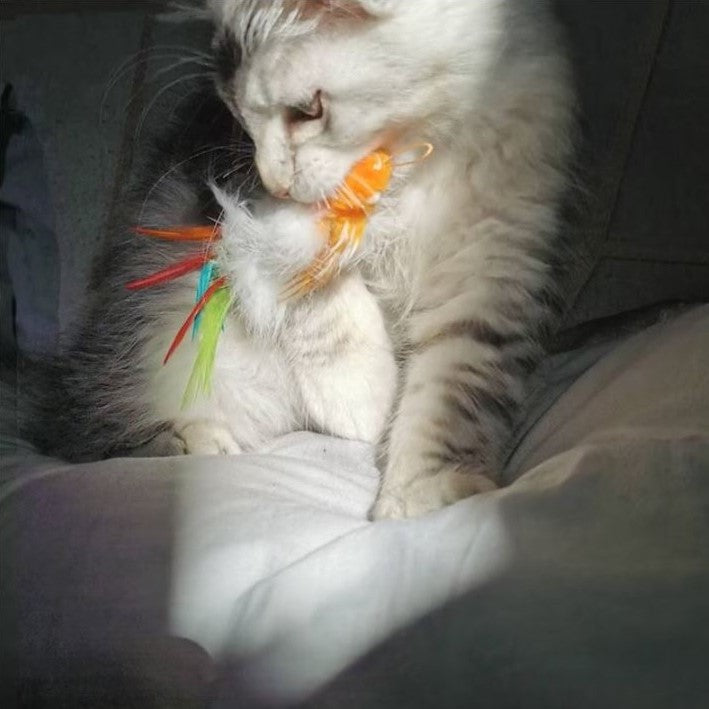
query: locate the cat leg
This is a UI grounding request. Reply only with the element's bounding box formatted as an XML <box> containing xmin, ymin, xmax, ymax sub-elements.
<box><xmin>371</xmin><ymin>335</ymin><xmax>507</xmax><ymax>519</ymax></box>
<box><xmin>124</xmin><ymin>429</ymin><xmax>188</xmax><ymax>458</ymax></box>
<box><xmin>372</xmin><ymin>232</ymin><xmax>551</xmax><ymax>519</ymax></box>
<box><xmin>173</xmin><ymin>420</ymin><xmax>242</xmax><ymax>455</ymax></box>
<box><xmin>146</xmin><ymin>327</ymin><xmax>245</xmax><ymax>456</ymax></box>
<box><xmin>110</xmin><ymin>421</ymin><xmax>241</xmax><ymax>458</ymax></box>
<box><xmin>373</xmin><ymin>466</ymin><xmax>498</xmax><ymax>519</ymax></box>
<box><xmin>286</xmin><ymin>272</ymin><xmax>397</xmax><ymax>444</ymax></box>
<box><xmin>131</xmin><ymin>422</ymin><xmax>242</xmax><ymax>457</ymax></box>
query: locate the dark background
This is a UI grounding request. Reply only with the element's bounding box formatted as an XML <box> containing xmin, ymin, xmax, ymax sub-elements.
<box><xmin>1</xmin><ymin>0</ymin><xmax>708</xmax><ymax>344</ymax></box>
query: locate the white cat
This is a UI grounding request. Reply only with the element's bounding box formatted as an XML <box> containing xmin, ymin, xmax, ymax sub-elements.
<box><xmin>30</xmin><ymin>0</ymin><xmax>575</xmax><ymax>520</ymax></box>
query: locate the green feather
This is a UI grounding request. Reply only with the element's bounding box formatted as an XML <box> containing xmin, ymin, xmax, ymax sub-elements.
<box><xmin>182</xmin><ymin>287</ymin><xmax>233</xmax><ymax>407</ymax></box>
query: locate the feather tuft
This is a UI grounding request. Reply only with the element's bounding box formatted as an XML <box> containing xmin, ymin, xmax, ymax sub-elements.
<box><xmin>182</xmin><ymin>287</ymin><xmax>233</xmax><ymax>406</ymax></box>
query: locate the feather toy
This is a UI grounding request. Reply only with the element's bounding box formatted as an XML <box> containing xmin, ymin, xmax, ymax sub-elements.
<box><xmin>182</xmin><ymin>285</ymin><xmax>233</xmax><ymax>404</ymax></box>
<box><xmin>281</xmin><ymin>148</ymin><xmax>393</xmax><ymax>299</ymax></box>
<box><xmin>127</xmin><ymin>144</ymin><xmax>431</xmax><ymax>403</ymax></box>
<box><xmin>193</xmin><ymin>259</ymin><xmax>216</xmax><ymax>338</ymax></box>
<box><xmin>133</xmin><ymin>225</ymin><xmax>218</xmax><ymax>241</ymax></box>
<box><xmin>125</xmin><ymin>253</ymin><xmax>213</xmax><ymax>291</ymax></box>
<box><xmin>162</xmin><ymin>276</ymin><xmax>227</xmax><ymax>366</ymax></box>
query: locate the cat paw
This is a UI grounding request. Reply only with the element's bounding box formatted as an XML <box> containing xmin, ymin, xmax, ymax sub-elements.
<box><xmin>370</xmin><ymin>466</ymin><xmax>498</xmax><ymax>520</ymax></box>
<box><xmin>174</xmin><ymin>421</ymin><xmax>241</xmax><ymax>456</ymax></box>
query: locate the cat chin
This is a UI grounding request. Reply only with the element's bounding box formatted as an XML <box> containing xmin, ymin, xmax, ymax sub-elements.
<box><xmin>288</xmin><ymin>142</ymin><xmax>369</xmax><ymax>205</ymax></box>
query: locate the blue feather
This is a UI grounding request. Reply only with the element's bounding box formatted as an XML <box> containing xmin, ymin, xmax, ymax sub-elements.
<box><xmin>192</xmin><ymin>260</ymin><xmax>215</xmax><ymax>338</ymax></box>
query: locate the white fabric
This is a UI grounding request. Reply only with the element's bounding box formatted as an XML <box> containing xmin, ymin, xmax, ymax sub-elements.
<box><xmin>2</xmin><ymin>306</ymin><xmax>708</xmax><ymax>707</ymax></box>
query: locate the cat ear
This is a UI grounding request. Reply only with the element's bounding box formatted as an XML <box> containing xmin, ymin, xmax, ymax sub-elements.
<box><xmin>289</xmin><ymin>0</ymin><xmax>398</xmax><ymax>21</ymax></box>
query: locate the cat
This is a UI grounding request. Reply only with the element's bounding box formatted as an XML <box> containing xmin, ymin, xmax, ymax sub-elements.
<box><xmin>27</xmin><ymin>0</ymin><xmax>575</xmax><ymax>520</ymax></box>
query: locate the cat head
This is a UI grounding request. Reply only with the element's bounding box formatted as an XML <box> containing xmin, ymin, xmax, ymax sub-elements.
<box><xmin>208</xmin><ymin>0</ymin><xmax>504</xmax><ymax>203</ymax></box>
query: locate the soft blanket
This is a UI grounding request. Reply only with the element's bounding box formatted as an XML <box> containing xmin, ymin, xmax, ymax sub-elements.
<box><xmin>2</xmin><ymin>306</ymin><xmax>708</xmax><ymax>708</ymax></box>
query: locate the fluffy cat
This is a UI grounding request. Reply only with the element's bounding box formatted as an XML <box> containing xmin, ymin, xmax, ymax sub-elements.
<box><xmin>28</xmin><ymin>0</ymin><xmax>575</xmax><ymax>519</ymax></box>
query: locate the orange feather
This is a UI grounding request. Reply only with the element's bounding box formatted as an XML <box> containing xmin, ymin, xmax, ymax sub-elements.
<box><xmin>134</xmin><ymin>225</ymin><xmax>221</xmax><ymax>241</ymax></box>
<box><xmin>283</xmin><ymin>148</ymin><xmax>392</xmax><ymax>298</ymax></box>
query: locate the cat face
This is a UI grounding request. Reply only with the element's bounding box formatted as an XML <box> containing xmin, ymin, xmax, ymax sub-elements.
<box><xmin>210</xmin><ymin>0</ymin><xmax>503</xmax><ymax>203</ymax></box>
<box><xmin>211</xmin><ymin>0</ymin><xmax>410</xmax><ymax>203</ymax></box>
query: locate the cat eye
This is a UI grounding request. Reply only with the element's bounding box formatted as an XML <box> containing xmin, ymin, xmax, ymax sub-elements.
<box><xmin>286</xmin><ymin>90</ymin><xmax>324</xmax><ymax>124</ymax></box>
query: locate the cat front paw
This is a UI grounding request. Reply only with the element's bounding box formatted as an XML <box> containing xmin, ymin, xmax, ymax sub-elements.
<box><xmin>174</xmin><ymin>421</ymin><xmax>241</xmax><ymax>456</ymax></box>
<box><xmin>370</xmin><ymin>464</ymin><xmax>498</xmax><ymax>520</ymax></box>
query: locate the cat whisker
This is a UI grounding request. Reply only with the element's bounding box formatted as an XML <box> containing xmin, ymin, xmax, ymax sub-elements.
<box><xmin>104</xmin><ymin>47</ymin><xmax>197</xmax><ymax>92</ymax></box>
<box><xmin>135</xmin><ymin>72</ymin><xmax>215</xmax><ymax>141</ymax></box>
<box><xmin>219</xmin><ymin>158</ymin><xmax>256</xmax><ymax>181</ymax></box>
<box><xmin>101</xmin><ymin>45</ymin><xmax>215</xmax><ymax>118</ymax></box>
<box><xmin>225</xmin><ymin>142</ymin><xmax>255</xmax><ymax>156</ymax></box>
<box><xmin>139</xmin><ymin>145</ymin><xmax>237</xmax><ymax>225</ymax></box>
<box><xmin>318</xmin><ymin>189</ymin><xmax>332</xmax><ymax>211</ymax></box>
<box><xmin>340</xmin><ymin>184</ymin><xmax>366</xmax><ymax>213</ymax></box>
<box><xmin>160</xmin><ymin>2</ymin><xmax>213</xmax><ymax>23</ymax></box>
<box><xmin>148</xmin><ymin>57</ymin><xmax>216</xmax><ymax>84</ymax></box>
<box><xmin>246</xmin><ymin>166</ymin><xmax>261</xmax><ymax>192</ymax></box>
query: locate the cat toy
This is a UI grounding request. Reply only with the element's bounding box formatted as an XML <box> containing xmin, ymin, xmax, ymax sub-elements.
<box><xmin>281</xmin><ymin>147</ymin><xmax>393</xmax><ymax>299</ymax></box>
<box><xmin>126</xmin><ymin>144</ymin><xmax>431</xmax><ymax>402</ymax></box>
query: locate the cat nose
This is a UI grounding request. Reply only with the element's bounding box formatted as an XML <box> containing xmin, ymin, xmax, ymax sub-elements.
<box><xmin>255</xmin><ymin>151</ymin><xmax>292</xmax><ymax>199</ymax></box>
<box><xmin>259</xmin><ymin>171</ymin><xmax>291</xmax><ymax>200</ymax></box>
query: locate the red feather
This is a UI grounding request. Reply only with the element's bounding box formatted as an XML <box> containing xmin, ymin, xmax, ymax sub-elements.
<box><xmin>125</xmin><ymin>253</ymin><xmax>212</xmax><ymax>291</ymax></box>
<box><xmin>163</xmin><ymin>277</ymin><xmax>227</xmax><ymax>365</ymax></box>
